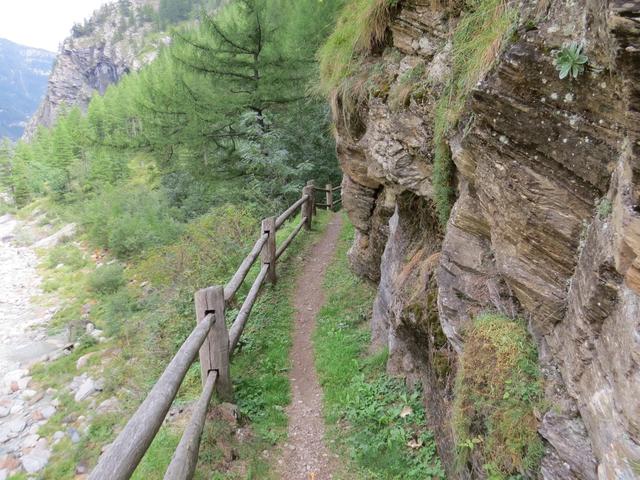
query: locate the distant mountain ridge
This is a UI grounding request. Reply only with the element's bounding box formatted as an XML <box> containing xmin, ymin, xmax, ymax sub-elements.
<box><xmin>0</xmin><ymin>38</ymin><xmax>55</xmax><ymax>140</ymax></box>
<box><xmin>22</xmin><ymin>0</ymin><xmax>167</xmax><ymax>140</ymax></box>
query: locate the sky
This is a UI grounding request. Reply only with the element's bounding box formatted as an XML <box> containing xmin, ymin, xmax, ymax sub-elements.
<box><xmin>0</xmin><ymin>0</ymin><xmax>107</xmax><ymax>52</ymax></box>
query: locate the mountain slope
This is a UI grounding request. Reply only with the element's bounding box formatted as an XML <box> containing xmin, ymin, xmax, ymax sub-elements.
<box><xmin>22</xmin><ymin>0</ymin><xmax>166</xmax><ymax>140</ymax></box>
<box><xmin>0</xmin><ymin>38</ymin><xmax>55</xmax><ymax>140</ymax></box>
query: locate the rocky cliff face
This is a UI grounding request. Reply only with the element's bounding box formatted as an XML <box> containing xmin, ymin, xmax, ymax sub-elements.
<box><xmin>23</xmin><ymin>0</ymin><xmax>164</xmax><ymax>139</ymax></box>
<box><xmin>333</xmin><ymin>1</ymin><xmax>640</xmax><ymax>478</ymax></box>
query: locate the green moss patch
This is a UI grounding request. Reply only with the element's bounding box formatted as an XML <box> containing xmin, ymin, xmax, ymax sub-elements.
<box><xmin>453</xmin><ymin>313</ymin><xmax>544</xmax><ymax>479</ymax></box>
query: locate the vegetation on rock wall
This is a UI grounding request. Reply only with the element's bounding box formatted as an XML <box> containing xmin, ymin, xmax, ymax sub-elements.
<box><xmin>432</xmin><ymin>0</ymin><xmax>517</xmax><ymax>226</ymax></box>
<box><xmin>318</xmin><ymin>0</ymin><xmax>398</xmax><ymax>97</ymax></box>
<box><xmin>452</xmin><ymin>313</ymin><xmax>544</xmax><ymax>479</ymax></box>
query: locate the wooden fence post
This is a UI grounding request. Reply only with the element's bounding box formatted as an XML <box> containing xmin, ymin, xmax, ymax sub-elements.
<box><xmin>326</xmin><ymin>183</ymin><xmax>333</xmax><ymax>211</ymax></box>
<box><xmin>302</xmin><ymin>185</ymin><xmax>313</xmax><ymax>230</ymax></box>
<box><xmin>194</xmin><ymin>286</ymin><xmax>232</xmax><ymax>401</ymax></box>
<box><xmin>307</xmin><ymin>180</ymin><xmax>316</xmax><ymax>216</ymax></box>
<box><xmin>261</xmin><ymin>216</ymin><xmax>276</xmax><ymax>284</ymax></box>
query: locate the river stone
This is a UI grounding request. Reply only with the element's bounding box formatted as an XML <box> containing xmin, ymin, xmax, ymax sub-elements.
<box><xmin>74</xmin><ymin>378</ymin><xmax>96</xmax><ymax>402</ymax></box>
<box><xmin>21</xmin><ymin>447</ymin><xmax>50</xmax><ymax>473</ymax></box>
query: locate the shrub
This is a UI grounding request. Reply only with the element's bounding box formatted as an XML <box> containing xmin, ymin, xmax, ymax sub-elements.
<box><xmin>82</xmin><ymin>185</ymin><xmax>181</xmax><ymax>258</ymax></box>
<box><xmin>100</xmin><ymin>289</ymin><xmax>138</xmax><ymax>336</ymax></box>
<box><xmin>46</xmin><ymin>244</ymin><xmax>87</xmax><ymax>271</ymax></box>
<box><xmin>88</xmin><ymin>263</ymin><xmax>126</xmax><ymax>295</ymax></box>
<box><xmin>597</xmin><ymin>198</ymin><xmax>612</xmax><ymax>219</ymax></box>
<box><xmin>553</xmin><ymin>43</ymin><xmax>588</xmax><ymax>80</ymax></box>
<box><xmin>453</xmin><ymin>313</ymin><xmax>544</xmax><ymax>479</ymax></box>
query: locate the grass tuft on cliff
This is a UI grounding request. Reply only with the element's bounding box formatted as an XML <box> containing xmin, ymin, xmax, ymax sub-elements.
<box><xmin>452</xmin><ymin>313</ymin><xmax>544</xmax><ymax>479</ymax></box>
<box><xmin>433</xmin><ymin>0</ymin><xmax>517</xmax><ymax>227</ymax></box>
<box><xmin>313</xmin><ymin>215</ymin><xmax>445</xmax><ymax>479</ymax></box>
<box><xmin>318</xmin><ymin>0</ymin><xmax>398</xmax><ymax>97</ymax></box>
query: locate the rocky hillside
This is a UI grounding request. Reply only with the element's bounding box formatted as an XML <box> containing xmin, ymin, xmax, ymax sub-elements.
<box><xmin>0</xmin><ymin>39</ymin><xmax>54</xmax><ymax>140</ymax></box>
<box><xmin>326</xmin><ymin>0</ymin><xmax>640</xmax><ymax>478</ymax></box>
<box><xmin>23</xmin><ymin>0</ymin><xmax>165</xmax><ymax>140</ymax></box>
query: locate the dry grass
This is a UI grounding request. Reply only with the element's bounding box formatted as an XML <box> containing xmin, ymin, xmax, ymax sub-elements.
<box><xmin>452</xmin><ymin>313</ymin><xmax>545</xmax><ymax>479</ymax></box>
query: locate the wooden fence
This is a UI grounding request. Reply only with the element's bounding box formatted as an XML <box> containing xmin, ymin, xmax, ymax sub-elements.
<box><xmin>89</xmin><ymin>181</ymin><xmax>342</xmax><ymax>480</ymax></box>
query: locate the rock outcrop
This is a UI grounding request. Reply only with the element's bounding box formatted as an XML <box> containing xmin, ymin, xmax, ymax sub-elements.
<box><xmin>332</xmin><ymin>1</ymin><xmax>640</xmax><ymax>478</ymax></box>
<box><xmin>23</xmin><ymin>0</ymin><xmax>164</xmax><ymax>139</ymax></box>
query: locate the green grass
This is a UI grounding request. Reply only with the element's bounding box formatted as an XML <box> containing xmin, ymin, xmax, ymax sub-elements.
<box><xmin>313</xmin><ymin>214</ymin><xmax>444</xmax><ymax>479</ymax></box>
<box><xmin>432</xmin><ymin>0</ymin><xmax>517</xmax><ymax>227</ymax></box>
<box><xmin>452</xmin><ymin>313</ymin><xmax>544</xmax><ymax>479</ymax></box>
<box><xmin>318</xmin><ymin>0</ymin><xmax>398</xmax><ymax>96</ymax></box>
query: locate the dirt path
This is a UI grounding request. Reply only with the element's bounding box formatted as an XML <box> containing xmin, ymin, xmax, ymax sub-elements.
<box><xmin>277</xmin><ymin>213</ymin><xmax>343</xmax><ymax>480</ymax></box>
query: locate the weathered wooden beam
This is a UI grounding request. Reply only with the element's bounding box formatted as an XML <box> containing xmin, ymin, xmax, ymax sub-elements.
<box><xmin>261</xmin><ymin>216</ymin><xmax>276</xmax><ymax>284</ymax></box>
<box><xmin>275</xmin><ymin>195</ymin><xmax>308</xmax><ymax>230</ymax></box>
<box><xmin>275</xmin><ymin>218</ymin><xmax>306</xmax><ymax>260</ymax></box>
<box><xmin>326</xmin><ymin>183</ymin><xmax>333</xmax><ymax>211</ymax></box>
<box><xmin>163</xmin><ymin>370</ymin><xmax>218</xmax><ymax>480</ymax></box>
<box><xmin>229</xmin><ymin>263</ymin><xmax>269</xmax><ymax>353</ymax></box>
<box><xmin>302</xmin><ymin>186</ymin><xmax>313</xmax><ymax>231</ymax></box>
<box><xmin>224</xmin><ymin>233</ymin><xmax>268</xmax><ymax>302</ymax></box>
<box><xmin>195</xmin><ymin>286</ymin><xmax>232</xmax><ymax>401</ymax></box>
<box><xmin>89</xmin><ymin>314</ymin><xmax>215</xmax><ymax>480</ymax></box>
<box><xmin>332</xmin><ymin>185</ymin><xmax>342</xmax><ymax>191</ymax></box>
<box><xmin>307</xmin><ymin>180</ymin><xmax>316</xmax><ymax>217</ymax></box>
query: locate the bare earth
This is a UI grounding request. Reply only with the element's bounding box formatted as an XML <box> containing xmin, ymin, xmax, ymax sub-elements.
<box><xmin>277</xmin><ymin>214</ymin><xmax>343</xmax><ymax>480</ymax></box>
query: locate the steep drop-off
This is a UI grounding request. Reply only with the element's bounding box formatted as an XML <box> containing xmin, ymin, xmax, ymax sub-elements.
<box><xmin>329</xmin><ymin>1</ymin><xmax>640</xmax><ymax>478</ymax></box>
<box><xmin>23</xmin><ymin>0</ymin><xmax>163</xmax><ymax>139</ymax></box>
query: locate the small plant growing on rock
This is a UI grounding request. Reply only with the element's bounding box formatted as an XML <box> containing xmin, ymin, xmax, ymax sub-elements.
<box><xmin>597</xmin><ymin>198</ymin><xmax>613</xmax><ymax>219</ymax></box>
<box><xmin>553</xmin><ymin>43</ymin><xmax>588</xmax><ymax>80</ymax></box>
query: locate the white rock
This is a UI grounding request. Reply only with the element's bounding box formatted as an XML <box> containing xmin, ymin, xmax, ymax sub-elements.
<box><xmin>53</xmin><ymin>431</ymin><xmax>64</xmax><ymax>441</ymax></box>
<box><xmin>76</xmin><ymin>352</ymin><xmax>95</xmax><ymax>370</ymax></box>
<box><xmin>3</xmin><ymin>369</ymin><xmax>27</xmax><ymax>387</ymax></box>
<box><xmin>21</xmin><ymin>389</ymin><xmax>37</xmax><ymax>400</ymax></box>
<box><xmin>90</xmin><ymin>328</ymin><xmax>104</xmax><ymax>339</ymax></box>
<box><xmin>21</xmin><ymin>448</ymin><xmax>50</xmax><ymax>473</ymax></box>
<box><xmin>74</xmin><ymin>378</ymin><xmax>96</xmax><ymax>402</ymax></box>
<box><xmin>0</xmin><ymin>468</ymin><xmax>6</xmax><ymax>480</ymax></box>
<box><xmin>9</xmin><ymin>401</ymin><xmax>23</xmax><ymax>415</ymax></box>
<box><xmin>22</xmin><ymin>434</ymin><xmax>40</xmax><ymax>448</ymax></box>
<box><xmin>0</xmin><ymin>406</ymin><xmax>9</xmax><ymax>418</ymax></box>
<box><xmin>40</xmin><ymin>405</ymin><xmax>56</xmax><ymax>419</ymax></box>
<box><xmin>8</xmin><ymin>419</ymin><xmax>25</xmax><ymax>434</ymax></box>
<box><xmin>85</xmin><ymin>323</ymin><xmax>95</xmax><ymax>334</ymax></box>
<box><xmin>17</xmin><ymin>377</ymin><xmax>31</xmax><ymax>390</ymax></box>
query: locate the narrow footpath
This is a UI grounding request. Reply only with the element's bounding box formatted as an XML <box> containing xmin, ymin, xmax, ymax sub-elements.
<box><xmin>277</xmin><ymin>213</ymin><xmax>343</xmax><ymax>480</ymax></box>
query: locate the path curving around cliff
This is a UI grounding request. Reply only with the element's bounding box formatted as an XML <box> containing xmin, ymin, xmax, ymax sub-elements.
<box><xmin>277</xmin><ymin>214</ymin><xmax>343</xmax><ymax>480</ymax></box>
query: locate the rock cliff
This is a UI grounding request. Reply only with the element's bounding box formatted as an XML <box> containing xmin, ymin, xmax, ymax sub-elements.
<box><xmin>331</xmin><ymin>0</ymin><xmax>640</xmax><ymax>478</ymax></box>
<box><xmin>23</xmin><ymin>0</ymin><xmax>164</xmax><ymax>140</ymax></box>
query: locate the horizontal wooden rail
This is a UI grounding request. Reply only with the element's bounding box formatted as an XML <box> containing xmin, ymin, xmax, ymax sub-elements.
<box><xmin>224</xmin><ymin>233</ymin><xmax>268</xmax><ymax>302</ymax></box>
<box><xmin>332</xmin><ymin>185</ymin><xmax>341</xmax><ymax>191</ymax></box>
<box><xmin>89</xmin><ymin>313</ymin><xmax>217</xmax><ymax>480</ymax></box>
<box><xmin>164</xmin><ymin>370</ymin><xmax>218</xmax><ymax>480</ymax></box>
<box><xmin>229</xmin><ymin>263</ymin><xmax>269</xmax><ymax>353</ymax></box>
<box><xmin>276</xmin><ymin>195</ymin><xmax>308</xmax><ymax>230</ymax></box>
<box><xmin>276</xmin><ymin>218</ymin><xmax>306</xmax><ymax>260</ymax></box>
